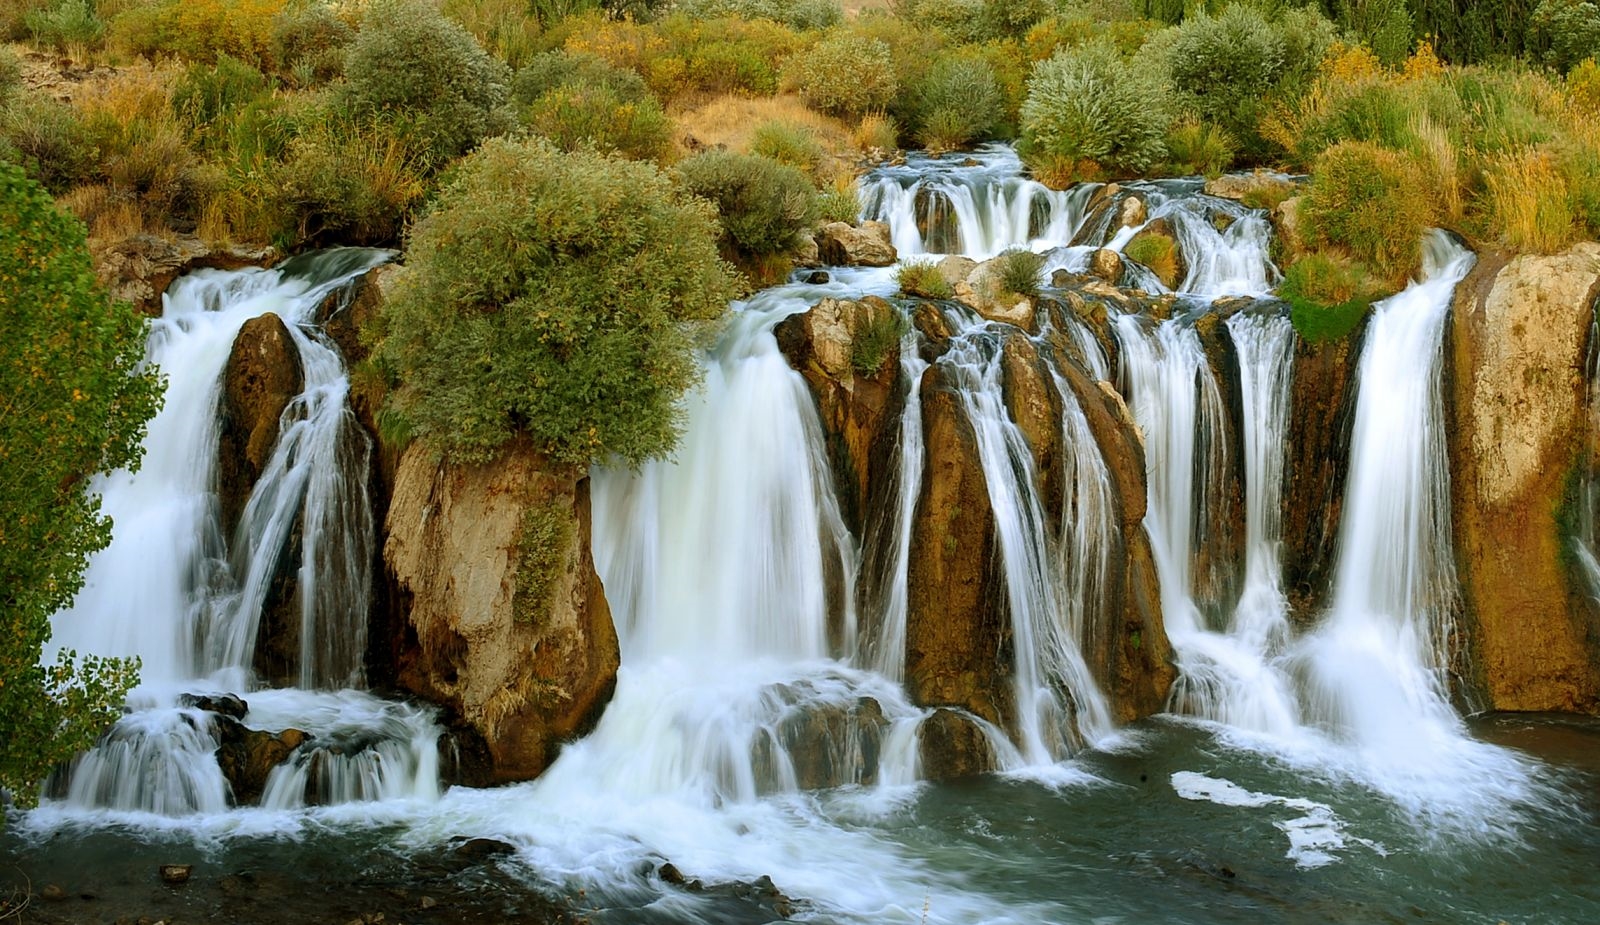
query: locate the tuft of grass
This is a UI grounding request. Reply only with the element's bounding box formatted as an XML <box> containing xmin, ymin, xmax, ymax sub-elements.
<box><xmin>1482</xmin><ymin>146</ymin><xmax>1579</xmax><ymax>253</ymax></box>
<box><xmin>1163</xmin><ymin>117</ymin><xmax>1235</xmax><ymax>178</ymax></box>
<box><xmin>1300</xmin><ymin>141</ymin><xmax>1436</xmax><ymax>286</ymax></box>
<box><xmin>850</xmin><ymin>307</ymin><xmax>910</xmax><ymax>375</ymax></box>
<box><xmin>815</xmin><ymin>182</ymin><xmax>860</xmax><ymax>224</ymax></box>
<box><xmin>1124</xmin><ymin>233</ymin><xmax>1179</xmax><ymax>288</ymax></box>
<box><xmin>1278</xmin><ymin>252</ymin><xmax>1387</xmax><ymax>344</ymax></box>
<box><xmin>897</xmin><ymin>259</ymin><xmax>953</xmax><ymax>299</ymax></box>
<box><xmin>995</xmin><ymin>247</ymin><xmax>1044</xmax><ymax>299</ymax></box>
<box><xmin>854</xmin><ymin>112</ymin><xmax>899</xmax><ymax>153</ymax></box>
<box><xmin>750</xmin><ymin>120</ymin><xmax>826</xmax><ymax>176</ymax></box>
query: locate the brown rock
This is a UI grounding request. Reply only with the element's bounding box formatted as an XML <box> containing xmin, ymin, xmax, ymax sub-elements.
<box><xmin>1000</xmin><ymin>335</ymin><xmax>1064</xmax><ymax>529</ymax></box>
<box><xmin>905</xmin><ymin>366</ymin><xmax>1011</xmax><ymax>727</ymax></box>
<box><xmin>215</xmin><ymin>722</ymin><xmax>310</xmax><ymax>805</ymax></box>
<box><xmin>955</xmin><ymin>257</ymin><xmax>1036</xmax><ymax>330</ymax></box>
<box><xmin>1272</xmin><ymin>196</ymin><xmax>1305</xmax><ymax>262</ymax></box>
<box><xmin>916</xmin><ymin>708</ymin><xmax>997</xmax><ymax>781</ymax></box>
<box><xmin>1203</xmin><ymin>171</ymin><xmax>1295</xmax><ymax>204</ymax></box>
<box><xmin>218</xmin><ymin>313</ymin><xmax>304</xmax><ymax>539</ymax></box>
<box><xmin>1117</xmin><ymin>196</ymin><xmax>1147</xmax><ymax>229</ymax></box>
<box><xmin>937</xmin><ymin>255</ymin><xmax>977</xmax><ymax>288</ymax></box>
<box><xmin>1449</xmin><ymin>244</ymin><xmax>1600</xmax><ymax>712</ymax></box>
<box><xmin>159</xmin><ymin>865</ymin><xmax>192</xmax><ymax>885</ymax></box>
<box><xmin>1089</xmin><ymin>248</ymin><xmax>1123</xmax><ymax>284</ymax></box>
<box><xmin>385</xmin><ymin>442</ymin><xmax>620</xmax><ymax>782</ymax></box>
<box><xmin>815</xmin><ymin>221</ymin><xmax>897</xmax><ymax>267</ymax></box>
<box><xmin>92</xmin><ymin>233</ymin><xmax>279</xmax><ymax>317</ymax></box>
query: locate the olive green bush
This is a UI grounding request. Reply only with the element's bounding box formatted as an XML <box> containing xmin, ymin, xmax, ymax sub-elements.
<box><xmin>1530</xmin><ymin>1</ymin><xmax>1600</xmax><ymax>73</ymax></box>
<box><xmin>343</xmin><ymin>0</ymin><xmax>512</xmax><ymax>165</ymax></box>
<box><xmin>1300</xmin><ymin>140</ymin><xmax>1436</xmax><ymax>284</ymax></box>
<box><xmin>675</xmin><ymin>150</ymin><xmax>819</xmax><ymax>256</ymax></box>
<box><xmin>790</xmin><ymin>34</ymin><xmax>898</xmax><ymax>118</ymax></box>
<box><xmin>272</xmin><ymin>1</ymin><xmax>354</xmax><ymax>86</ymax></box>
<box><xmin>675</xmin><ymin>0</ymin><xmax>843</xmax><ymax>30</ymax></box>
<box><xmin>909</xmin><ymin>53</ymin><xmax>1004</xmax><ymax>151</ymax></box>
<box><xmin>370</xmin><ymin>138</ymin><xmax>738</xmax><ymax>466</ymax></box>
<box><xmin>1019</xmin><ymin>42</ymin><xmax>1170</xmax><ymax>184</ymax></box>
<box><xmin>521</xmin><ymin>83</ymin><xmax>673</xmax><ymax>161</ymax></box>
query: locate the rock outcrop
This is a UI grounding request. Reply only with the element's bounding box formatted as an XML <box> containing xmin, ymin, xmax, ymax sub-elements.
<box><xmin>1449</xmin><ymin>244</ymin><xmax>1600</xmax><ymax>712</ymax></box>
<box><xmin>954</xmin><ymin>255</ymin><xmax>1037</xmax><ymax>330</ymax></box>
<box><xmin>218</xmin><ymin>313</ymin><xmax>304</xmax><ymax>539</ymax></box>
<box><xmin>1202</xmin><ymin>171</ymin><xmax>1296</xmax><ymax>205</ymax></box>
<box><xmin>917</xmin><ymin>708</ymin><xmax>997</xmax><ymax>781</ymax></box>
<box><xmin>815</xmin><ymin>221</ymin><xmax>897</xmax><ymax>267</ymax></box>
<box><xmin>384</xmin><ymin>442</ymin><xmax>620</xmax><ymax>782</ymax></box>
<box><xmin>93</xmin><ymin>233</ymin><xmax>279</xmax><ymax>317</ymax></box>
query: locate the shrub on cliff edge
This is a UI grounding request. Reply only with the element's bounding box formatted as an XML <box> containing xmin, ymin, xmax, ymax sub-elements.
<box><xmin>369</xmin><ymin>138</ymin><xmax>739</xmax><ymax>466</ymax></box>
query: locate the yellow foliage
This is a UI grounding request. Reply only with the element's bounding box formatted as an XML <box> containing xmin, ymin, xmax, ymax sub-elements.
<box><xmin>1321</xmin><ymin>41</ymin><xmax>1384</xmax><ymax>83</ymax></box>
<box><xmin>1483</xmin><ymin>146</ymin><xmax>1578</xmax><ymax>253</ymax></box>
<box><xmin>1400</xmin><ymin>39</ymin><xmax>1444</xmax><ymax>82</ymax></box>
<box><xmin>1567</xmin><ymin>59</ymin><xmax>1600</xmax><ymax>116</ymax></box>
<box><xmin>853</xmin><ymin>112</ymin><xmax>898</xmax><ymax>154</ymax></box>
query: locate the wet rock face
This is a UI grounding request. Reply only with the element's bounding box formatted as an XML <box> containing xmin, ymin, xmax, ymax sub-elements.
<box><xmin>916</xmin><ymin>708</ymin><xmax>997</xmax><ymax>781</ymax></box>
<box><xmin>1449</xmin><ymin>244</ymin><xmax>1600</xmax><ymax>712</ymax></box>
<box><xmin>384</xmin><ymin>442</ymin><xmax>620</xmax><ymax>783</ymax></box>
<box><xmin>218</xmin><ymin>312</ymin><xmax>304</xmax><ymax>540</ymax></box>
<box><xmin>905</xmin><ymin>365</ymin><xmax>1011</xmax><ymax>728</ymax></box>
<box><xmin>214</xmin><ymin>719</ymin><xmax>310</xmax><ymax>806</ymax></box>
<box><xmin>751</xmin><ymin>696</ymin><xmax>888</xmax><ymax>791</ymax></box>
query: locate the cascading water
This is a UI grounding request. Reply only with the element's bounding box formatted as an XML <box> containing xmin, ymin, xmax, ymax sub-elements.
<box><xmin>42</xmin><ymin>251</ymin><xmax>439</xmax><ymax>818</ymax></box>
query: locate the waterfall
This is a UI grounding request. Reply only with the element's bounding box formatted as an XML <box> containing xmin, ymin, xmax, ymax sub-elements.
<box><xmin>862</xmin><ymin>337</ymin><xmax>929</xmax><ymax>683</ymax></box>
<box><xmin>43</xmin><ymin>250</ymin><xmax>441</xmax><ymax>817</ymax></box>
<box><xmin>1299</xmin><ymin>233</ymin><xmax>1474</xmax><ymax>751</ymax></box>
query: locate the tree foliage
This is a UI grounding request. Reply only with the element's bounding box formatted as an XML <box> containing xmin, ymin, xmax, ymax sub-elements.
<box><xmin>369</xmin><ymin>137</ymin><xmax>739</xmax><ymax>466</ymax></box>
<box><xmin>0</xmin><ymin>162</ymin><xmax>154</xmax><ymax>805</ymax></box>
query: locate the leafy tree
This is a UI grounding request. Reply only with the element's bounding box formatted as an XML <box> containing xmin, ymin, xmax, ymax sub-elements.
<box><xmin>369</xmin><ymin>138</ymin><xmax>739</xmax><ymax>466</ymax></box>
<box><xmin>0</xmin><ymin>162</ymin><xmax>157</xmax><ymax>806</ymax></box>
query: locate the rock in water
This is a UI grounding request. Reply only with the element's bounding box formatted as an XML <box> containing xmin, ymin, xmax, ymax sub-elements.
<box><xmin>917</xmin><ymin>708</ymin><xmax>997</xmax><ymax>781</ymax></box>
<box><xmin>218</xmin><ymin>312</ymin><xmax>304</xmax><ymax>539</ymax></box>
<box><xmin>159</xmin><ymin>865</ymin><xmax>192</xmax><ymax>885</ymax></box>
<box><xmin>815</xmin><ymin>221</ymin><xmax>897</xmax><ymax>267</ymax></box>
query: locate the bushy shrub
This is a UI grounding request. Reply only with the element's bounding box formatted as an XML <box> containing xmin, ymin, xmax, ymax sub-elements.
<box><xmin>343</xmin><ymin>0</ymin><xmax>512</xmax><ymax>164</ymax></box>
<box><xmin>172</xmin><ymin>55</ymin><xmax>272</xmax><ymax>151</ymax></box>
<box><xmin>897</xmin><ymin>259</ymin><xmax>953</xmax><ymax>299</ymax></box>
<box><xmin>0</xmin><ymin>95</ymin><xmax>96</xmax><ymax>193</ymax></box>
<box><xmin>24</xmin><ymin>0</ymin><xmax>106</xmax><ymax>54</ymax></box>
<box><xmin>1279</xmin><ymin>252</ymin><xmax>1385</xmax><ymax>343</ymax></box>
<box><xmin>1147</xmin><ymin>4</ymin><xmax>1336</xmax><ymax>161</ymax></box>
<box><xmin>521</xmin><ymin>83</ymin><xmax>673</xmax><ymax>161</ymax></box>
<box><xmin>750</xmin><ymin>120</ymin><xmax>826</xmax><ymax>175</ymax></box>
<box><xmin>791</xmin><ymin>34</ymin><xmax>898</xmax><ymax>118</ymax></box>
<box><xmin>854</xmin><ymin>113</ymin><xmax>900</xmax><ymax>152</ymax></box>
<box><xmin>676</xmin><ymin>150</ymin><xmax>819</xmax><ymax>256</ymax></box>
<box><xmin>2</xmin><ymin>1</ymin><xmax>51</xmax><ymax>42</ymax></box>
<box><xmin>1334</xmin><ymin>0</ymin><xmax>1414</xmax><ymax>68</ymax></box>
<box><xmin>441</xmin><ymin>0</ymin><xmax>544</xmax><ymax>69</ymax></box>
<box><xmin>0</xmin><ymin>48</ymin><xmax>20</xmax><ymax>107</ymax></box>
<box><xmin>995</xmin><ymin>247</ymin><xmax>1044</xmax><ymax>297</ymax></box>
<box><xmin>892</xmin><ymin>0</ymin><xmax>988</xmax><ymax>43</ymax></box>
<box><xmin>273</xmin><ymin>116</ymin><xmax>426</xmax><ymax>246</ymax></box>
<box><xmin>675</xmin><ymin>0</ymin><xmax>843</xmax><ymax>30</ymax></box>
<box><xmin>1569</xmin><ymin>58</ymin><xmax>1600</xmax><ymax>114</ymax></box>
<box><xmin>1163</xmin><ymin>118</ymin><xmax>1236</xmax><ymax>176</ymax></box>
<box><xmin>369</xmin><ymin>137</ymin><xmax>738</xmax><ymax>466</ymax></box>
<box><xmin>1300</xmin><ymin>141</ymin><xmax>1436</xmax><ymax>284</ymax></box>
<box><xmin>816</xmin><ymin>183</ymin><xmax>860</xmax><ymax>223</ymax></box>
<box><xmin>109</xmin><ymin>0</ymin><xmax>286</xmax><ymax>67</ymax></box>
<box><xmin>272</xmin><ymin>1</ymin><xmax>354</xmax><ymax>86</ymax></box>
<box><xmin>513</xmin><ymin>50</ymin><xmax>651</xmax><ymax>107</ymax></box>
<box><xmin>1530</xmin><ymin>1</ymin><xmax>1600</xmax><ymax>73</ymax></box>
<box><xmin>1019</xmin><ymin>42</ymin><xmax>1169</xmax><ymax>184</ymax></box>
<box><xmin>909</xmin><ymin>53</ymin><xmax>1003</xmax><ymax>151</ymax></box>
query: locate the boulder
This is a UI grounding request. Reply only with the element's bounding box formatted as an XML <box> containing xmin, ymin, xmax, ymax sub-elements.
<box><xmin>1117</xmin><ymin>196</ymin><xmax>1146</xmax><ymax>229</ymax></box>
<box><xmin>1089</xmin><ymin>248</ymin><xmax>1123</xmax><ymax>284</ymax></box>
<box><xmin>917</xmin><ymin>708</ymin><xmax>997</xmax><ymax>781</ymax></box>
<box><xmin>955</xmin><ymin>256</ymin><xmax>1037</xmax><ymax>331</ymax></box>
<box><xmin>815</xmin><ymin>221</ymin><xmax>897</xmax><ymax>267</ymax></box>
<box><xmin>1272</xmin><ymin>196</ymin><xmax>1305</xmax><ymax>262</ymax></box>
<box><xmin>385</xmin><ymin>442</ymin><xmax>620</xmax><ymax>782</ymax></box>
<box><xmin>218</xmin><ymin>313</ymin><xmax>304</xmax><ymax>540</ymax></box>
<box><xmin>1000</xmin><ymin>335</ymin><xmax>1064</xmax><ymax>530</ymax></box>
<box><xmin>794</xmin><ymin>231</ymin><xmax>820</xmax><ymax>268</ymax></box>
<box><xmin>937</xmin><ymin>255</ymin><xmax>977</xmax><ymax>288</ymax></box>
<box><xmin>1203</xmin><ymin>171</ymin><xmax>1296</xmax><ymax>205</ymax></box>
<box><xmin>215</xmin><ymin>721</ymin><xmax>310</xmax><ymax>806</ymax></box>
<box><xmin>905</xmin><ymin>365</ymin><xmax>1011</xmax><ymax>727</ymax></box>
<box><xmin>1449</xmin><ymin>244</ymin><xmax>1600</xmax><ymax>712</ymax></box>
<box><xmin>755</xmin><ymin>696</ymin><xmax>887</xmax><ymax>791</ymax></box>
<box><xmin>91</xmin><ymin>233</ymin><xmax>279</xmax><ymax>317</ymax></box>
<box><xmin>774</xmin><ymin>296</ymin><xmax>905</xmax><ymax>540</ymax></box>
<box><xmin>179</xmin><ymin>692</ymin><xmax>248</xmax><ymax>720</ymax></box>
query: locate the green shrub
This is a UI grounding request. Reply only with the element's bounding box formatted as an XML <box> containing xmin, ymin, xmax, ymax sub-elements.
<box><xmin>1412</xmin><ymin>0</ymin><xmax>1536</xmax><ymax>64</ymax></box>
<box><xmin>24</xmin><ymin>0</ymin><xmax>106</xmax><ymax>53</ymax></box>
<box><xmin>816</xmin><ymin>184</ymin><xmax>860</xmax><ymax>223</ymax></box>
<box><xmin>441</xmin><ymin>0</ymin><xmax>544</xmax><ymax>69</ymax></box>
<box><xmin>1300</xmin><ymin>141</ymin><xmax>1436</xmax><ymax>284</ymax></box>
<box><xmin>1019</xmin><ymin>42</ymin><xmax>1169</xmax><ymax>184</ymax></box>
<box><xmin>892</xmin><ymin>0</ymin><xmax>988</xmax><ymax>43</ymax></box>
<box><xmin>343</xmin><ymin>0</ymin><xmax>512</xmax><ymax>165</ymax></box>
<box><xmin>521</xmin><ymin>83</ymin><xmax>673</xmax><ymax>161</ymax></box>
<box><xmin>273</xmin><ymin>115</ymin><xmax>426</xmax><ymax>246</ymax></box>
<box><xmin>750</xmin><ymin>120</ymin><xmax>826</xmax><ymax>175</ymax></box>
<box><xmin>0</xmin><ymin>48</ymin><xmax>20</xmax><ymax>107</ymax></box>
<box><xmin>1279</xmin><ymin>252</ymin><xmax>1385</xmax><ymax>343</ymax></box>
<box><xmin>1531</xmin><ymin>1</ymin><xmax>1600</xmax><ymax>73</ymax></box>
<box><xmin>909</xmin><ymin>53</ymin><xmax>1003</xmax><ymax>151</ymax></box>
<box><xmin>676</xmin><ymin>150</ymin><xmax>819</xmax><ymax>256</ymax></box>
<box><xmin>995</xmin><ymin>247</ymin><xmax>1044</xmax><ymax>298</ymax></box>
<box><xmin>172</xmin><ymin>55</ymin><xmax>272</xmax><ymax>151</ymax></box>
<box><xmin>675</xmin><ymin>0</ymin><xmax>843</xmax><ymax>30</ymax></box>
<box><xmin>0</xmin><ymin>161</ymin><xmax>154</xmax><ymax>804</ymax></box>
<box><xmin>272</xmin><ymin>1</ymin><xmax>354</xmax><ymax>86</ymax></box>
<box><xmin>513</xmin><ymin>50</ymin><xmax>651</xmax><ymax>107</ymax></box>
<box><xmin>791</xmin><ymin>34</ymin><xmax>898</xmax><ymax>118</ymax></box>
<box><xmin>897</xmin><ymin>259</ymin><xmax>953</xmax><ymax>299</ymax></box>
<box><xmin>369</xmin><ymin>137</ymin><xmax>738</xmax><ymax>465</ymax></box>
<box><xmin>851</xmin><ymin>309</ymin><xmax>909</xmax><ymax>375</ymax></box>
<box><xmin>0</xmin><ymin>95</ymin><xmax>96</xmax><ymax>193</ymax></box>
<box><xmin>1334</xmin><ymin>0</ymin><xmax>1414</xmax><ymax>68</ymax></box>
<box><xmin>1163</xmin><ymin>117</ymin><xmax>1236</xmax><ymax>176</ymax></box>
<box><xmin>978</xmin><ymin>0</ymin><xmax>1052</xmax><ymax>39</ymax></box>
<box><xmin>2</xmin><ymin>1</ymin><xmax>51</xmax><ymax>41</ymax></box>
<box><xmin>108</xmin><ymin>0</ymin><xmax>285</xmax><ymax>67</ymax></box>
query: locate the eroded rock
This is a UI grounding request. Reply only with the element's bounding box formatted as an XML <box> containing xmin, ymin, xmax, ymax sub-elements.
<box><xmin>917</xmin><ymin>708</ymin><xmax>997</xmax><ymax>781</ymax></box>
<box><xmin>815</xmin><ymin>221</ymin><xmax>897</xmax><ymax>267</ymax></box>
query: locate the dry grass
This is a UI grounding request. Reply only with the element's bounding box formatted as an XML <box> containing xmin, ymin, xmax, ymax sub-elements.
<box><xmin>1482</xmin><ymin>146</ymin><xmax>1578</xmax><ymax>253</ymax></box>
<box><xmin>674</xmin><ymin>93</ymin><xmax>859</xmax><ymax>176</ymax></box>
<box><xmin>853</xmin><ymin>112</ymin><xmax>898</xmax><ymax>154</ymax></box>
<box><xmin>1409</xmin><ymin>111</ymin><xmax>1463</xmax><ymax>223</ymax></box>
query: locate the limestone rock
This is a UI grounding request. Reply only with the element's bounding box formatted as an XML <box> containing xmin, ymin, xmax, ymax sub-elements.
<box><xmin>1449</xmin><ymin>244</ymin><xmax>1600</xmax><ymax>712</ymax></box>
<box><xmin>756</xmin><ymin>696</ymin><xmax>887</xmax><ymax>790</ymax></box>
<box><xmin>815</xmin><ymin>221</ymin><xmax>897</xmax><ymax>267</ymax></box>
<box><xmin>794</xmin><ymin>231</ymin><xmax>820</xmax><ymax>268</ymax></box>
<box><xmin>92</xmin><ymin>233</ymin><xmax>279</xmax><ymax>317</ymax></box>
<box><xmin>1203</xmin><ymin>170</ymin><xmax>1296</xmax><ymax>204</ymax></box>
<box><xmin>385</xmin><ymin>442</ymin><xmax>620</xmax><ymax>782</ymax></box>
<box><xmin>938</xmin><ymin>255</ymin><xmax>977</xmax><ymax>287</ymax></box>
<box><xmin>905</xmin><ymin>365</ymin><xmax>1011</xmax><ymax>727</ymax></box>
<box><xmin>955</xmin><ymin>256</ymin><xmax>1037</xmax><ymax>331</ymax></box>
<box><xmin>218</xmin><ymin>313</ymin><xmax>304</xmax><ymax>539</ymax></box>
<box><xmin>1000</xmin><ymin>335</ymin><xmax>1064</xmax><ymax>529</ymax></box>
<box><xmin>1117</xmin><ymin>195</ymin><xmax>1146</xmax><ymax>228</ymax></box>
<box><xmin>215</xmin><ymin>721</ymin><xmax>311</xmax><ymax>806</ymax></box>
<box><xmin>917</xmin><ymin>708</ymin><xmax>997</xmax><ymax>781</ymax></box>
<box><xmin>1089</xmin><ymin>248</ymin><xmax>1123</xmax><ymax>284</ymax></box>
<box><xmin>1272</xmin><ymin>196</ymin><xmax>1305</xmax><ymax>261</ymax></box>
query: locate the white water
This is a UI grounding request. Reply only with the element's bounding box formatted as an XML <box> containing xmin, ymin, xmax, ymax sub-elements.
<box><xmin>43</xmin><ymin>250</ymin><xmax>441</xmax><ymax>818</ymax></box>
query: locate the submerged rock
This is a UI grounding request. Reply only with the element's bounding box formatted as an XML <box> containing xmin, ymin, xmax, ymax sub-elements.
<box><xmin>1449</xmin><ymin>243</ymin><xmax>1600</xmax><ymax>712</ymax></box>
<box><xmin>384</xmin><ymin>442</ymin><xmax>620</xmax><ymax>783</ymax></box>
<box><xmin>215</xmin><ymin>721</ymin><xmax>311</xmax><ymax>806</ymax></box>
